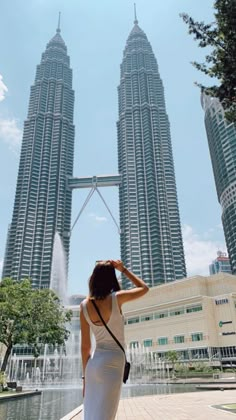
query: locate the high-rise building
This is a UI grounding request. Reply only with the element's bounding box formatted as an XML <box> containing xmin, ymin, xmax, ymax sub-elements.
<box><xmin>117</xmin><ymin>14</ymin><xmax>186</xmax><ymax>288</ymax></box>
<box><xmin>2</xmin><ymin>23</ymin><xmax>75</xmax><ymax>288</ymax></box>
<box><xmin>202</xmin><ymin>93</ymin><xmax>236</xmax><ymax>274</ymax></box>
<box><xmin>209</xmin><ymin>251</ymin><xmax>232</xmax><ymax>275</ymax></box>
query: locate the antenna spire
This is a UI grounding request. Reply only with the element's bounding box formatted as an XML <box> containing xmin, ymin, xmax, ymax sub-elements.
<box><xmin>57</xmin><ymin>11</ymin><xmax>61</xmax><ymax>33</ymax></box>
<box><xmin>134</xmin><ymin>3</ymin><xmax>138</xmax><ymax>24</ymax></box>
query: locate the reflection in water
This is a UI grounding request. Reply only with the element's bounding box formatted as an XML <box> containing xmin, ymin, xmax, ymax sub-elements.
<box><xmin>121</xmin><ymin>383</ymin><xmax>200</xmax><ymax>399</ymax></box>
<box><xmin>0</xmin><ymin>394</ymin><xmax>41</xmax><ymax>420</ymax></box>
<box><xmin>0</xmin><ymin>384</ymin><xmax>201</xmax><ymax>420</ymax></box>
<box><xmin>0</xmin><ymin>389</ymin><xmax>83</xmax><ymax>420</ymax></box>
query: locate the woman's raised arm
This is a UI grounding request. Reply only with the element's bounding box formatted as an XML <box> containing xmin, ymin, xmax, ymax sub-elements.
<box><xmin>110</xmin><ymin>260</ymin><xmax>149</xmax><ymax>306</ymax></box>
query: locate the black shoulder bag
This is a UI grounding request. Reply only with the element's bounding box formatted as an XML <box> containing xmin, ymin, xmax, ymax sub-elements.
<box><xmin>91</xmin><ymin>300</ymin><xmax>130</xmax><ymax>383</ymax></box>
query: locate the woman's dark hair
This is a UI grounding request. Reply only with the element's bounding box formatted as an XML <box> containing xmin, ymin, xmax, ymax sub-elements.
<box><xmin>89</xmin><ymin>261</ymin><xmax>121</xmax><ymax>300</ymax></box>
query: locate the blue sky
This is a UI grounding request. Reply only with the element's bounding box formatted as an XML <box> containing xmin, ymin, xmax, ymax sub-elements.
<box><xmin>0</xmin><ymin>0</ymin><xmax>226</xmax><ymax>296</ymax></box>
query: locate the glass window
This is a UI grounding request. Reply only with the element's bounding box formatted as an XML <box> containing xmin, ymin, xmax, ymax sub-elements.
<box><xmin>127</xmin><ymin>316</ymin><xmax>140</xmax><ymax>325</ymax></box>
<box><xmin>130</xmin><ymin>341</ymin><xmax>139</xmax><ymax>349</ymax></box>
<box><xmin>143</xmin><ymin>339</ymin><xmax>153</xmax><ymax>348</ymax></box>
<box><xmin>158</xmin><ymin>337</ymin><xmax>168</xmax><ymax>345</ymax></box>
<box><xmin>155</xmin><ymin>311</ymin><xmax>168</xmax><ymax>319</ymax></box>
<box><xmin>174</xmin><ymin>335</ymin><xmax>185</xmax><ymax>344</ymax></box>
<box><xmin>170</xmin><ymin>307</ymin><xmax>184</xmax><ymax>316</ymax></box>
<box><xmin>191</xmin><ymin>333</ymin><xmax>203</xmax><ymax>342</ymax></box>
<box><xmin>141</xmin><ymin>314</ymin><xmax>153</xmax><ymax>322</ymax></box>
<box><xmin>186</xmin><ymin>305</ymin><xmax>202</xmax><ymax>313</ymax></box>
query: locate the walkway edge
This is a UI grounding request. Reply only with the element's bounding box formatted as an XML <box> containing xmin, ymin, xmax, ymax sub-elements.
<box><xmin>0</xmin><ymin>390</ymin><xmax>41</xmax><ymax>402</ymax></box>
<box><xmin>60</xmin><ymin>404</ymin><xmax>83</xmax><ymax>420</ymax></box>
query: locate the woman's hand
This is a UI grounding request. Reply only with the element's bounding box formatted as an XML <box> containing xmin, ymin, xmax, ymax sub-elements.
<box><xmin>110</xmin><ymin>259</ymin><xmax>125</xmax><ymax>272</ymax></box>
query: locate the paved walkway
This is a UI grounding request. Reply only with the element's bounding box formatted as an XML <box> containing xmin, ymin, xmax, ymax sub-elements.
<box><xmin>66</xmin><ymin>390</ymin><xmax>236</xmax><ymax>419</ymax></box>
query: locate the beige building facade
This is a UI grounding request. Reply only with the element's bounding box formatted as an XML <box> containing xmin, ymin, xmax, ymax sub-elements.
<box><xmin>123</xmin><ymin>273</ymin><xmax>236</xmax><ymax>367</ymax></box>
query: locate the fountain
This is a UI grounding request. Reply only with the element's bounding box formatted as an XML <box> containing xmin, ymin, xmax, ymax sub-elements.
<box><xmin>50</xmin><ymin>231</ymin><xmax>68</xmax><ymax>305</ymax></box>
<box><xmin>7</xmin><ymin>336</ymin><xmax>173</xmax><ymax>387</ymax></box>
<box><xmin>7</xmin><ymin>333</ymin><xmax>82</xmax><ymax>388</ymax></box>
<box><xmin>7</xmin><ymin>229</ymin><xmax>83</xmax><ymax>388</ymax></box>
<box><xmin>124</xmin><ymin>346</ymin><xmax>168</xmax><ymax>384</ymax></box>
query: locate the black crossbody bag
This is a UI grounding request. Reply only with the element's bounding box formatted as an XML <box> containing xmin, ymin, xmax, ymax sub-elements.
<box><xmin>91</xmin><ymin>300</ymin><xmax>130</xmax><ymax>383</ymax></box>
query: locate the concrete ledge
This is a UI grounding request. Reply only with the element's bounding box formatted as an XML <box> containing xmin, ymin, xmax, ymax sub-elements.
<box><xmin>60</xmin><ymin>404</ymin><xmax>83</xmax><ymax>420</ymax></box>
<box><xmin>0</xmin><ymin>390</ymin><xmax>41</xmax><ymax>402</ymax></box>
<box><xmin>196</xmin><ymin>384</ymin><xmax>236</xmax><ymax>390</ymax></box>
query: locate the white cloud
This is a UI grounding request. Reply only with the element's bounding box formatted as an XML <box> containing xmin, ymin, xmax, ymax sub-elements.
<box><xmin>88</xmin><ymin>213</ymin><xmax>108</xmax><ymax>223</ymax></box>
<box><xmin>0</xmin><ymin>118</ymin><xmax>22</xmax><ymax>153</ymax></box>
<box><xmin>0</xmin><ymin>75</ymin><xmax>8</xmax><ymax>101</ymax></box>
<box><xmin>182</xmin><ymin>224</ymin><xmax>226</xmax><ymax>277</ymax></box>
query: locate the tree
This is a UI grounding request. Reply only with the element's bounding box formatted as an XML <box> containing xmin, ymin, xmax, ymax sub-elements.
<box><xmin>166</xmin><ymin>350</ymin><xmax>178</xmax><ymax>375</ymax></box>
<box><xmin>0</xmin><ymin>278</ymin><xmax>72</xmax><ymax>372</ymax></box>
<box><xmin>180</xmin><ymin>0</ymin><xmax>236</xmax><ymax>122</ymax></box>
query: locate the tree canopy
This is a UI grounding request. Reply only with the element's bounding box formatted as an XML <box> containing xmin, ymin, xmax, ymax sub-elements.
<box><xmin>0</xmin><ymin>278</ymin><xmax>72</xmax><ymax>372</ymax></box>
<box><xmin>181</xmin><ymin>0</ymin><xmax>236</xmax><ymax>122</ymax></box>
<box><xmin>166</xmin><ymin>350</ymin><xmax>178</xmax><ymax>365</ymax></box>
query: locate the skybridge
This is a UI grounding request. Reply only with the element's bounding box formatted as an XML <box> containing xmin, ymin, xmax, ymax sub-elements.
<box><xmin>67</xmin><ymin>174</ymin><xmax>122</xmax><ymax>235</ymax></box>
<box><xmin>67</xmin><ymin>174</ymin><xmax>122</xmax><ymax>190</ymax></box>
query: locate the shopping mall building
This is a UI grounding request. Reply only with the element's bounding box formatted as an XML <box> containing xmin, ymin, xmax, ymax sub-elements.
<box><xmin>123</xmin><ymin>273</ymin><xmax>236</xmax><ymax>367</ymax></box>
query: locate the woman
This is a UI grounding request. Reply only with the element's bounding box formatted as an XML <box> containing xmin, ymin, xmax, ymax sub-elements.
<box><xmin>80</xmin><ymin>259</ymin><xmax>149</xmax><ymax>420</ymax></box>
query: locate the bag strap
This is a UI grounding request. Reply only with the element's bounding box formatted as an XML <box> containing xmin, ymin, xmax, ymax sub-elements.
<box><xmin>91</xmin><ymin>299</ymin><xmax>126</xmax><ymax>357</ymax></box>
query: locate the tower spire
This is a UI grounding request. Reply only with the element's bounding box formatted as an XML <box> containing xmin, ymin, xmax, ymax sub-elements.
<box><xmin>57</xmin><ymin>11</ymin><xmax>61</xmax><ymax>33</ymax></box>
<box><xmin>134</xmin><ymin>3</ymin><xmax>138</xmax><ymax>25</ymax></box>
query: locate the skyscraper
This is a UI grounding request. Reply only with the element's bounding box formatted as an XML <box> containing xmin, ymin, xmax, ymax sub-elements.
<box><xmin>202</xmin><ymin>93</ymin><xmax>236</xmax><ymax>274</ymax></box>
<box><xmin>117</xmin><ymin>14</ymin><xmax>186</xmax><ymax>287</ymax></box>
<box><xmin>209</xmin><ymin>251</ymin><xmax>232</xmax><ymax>275</ymax></box>
<box><xmin>2</xmin><ymin>22</ymin><xmax>75</xmax><ymax>288</ymax></box>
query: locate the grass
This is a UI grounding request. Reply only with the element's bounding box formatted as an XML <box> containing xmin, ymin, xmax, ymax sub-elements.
<box><xmin>222</xmin><ymin>404</ymin><xmax>236</xmax><ymax>410</ymax></box>
<box><xmin>214</xmin><ymin>403</ymin><xmax>236</xmax><ymax>414</ymax></box>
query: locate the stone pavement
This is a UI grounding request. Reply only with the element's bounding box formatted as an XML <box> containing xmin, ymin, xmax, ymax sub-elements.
<box><xmin>65</xmin><ymin>390</ymin><xmax>236</xmax><ymax>419</ymax></box>
<box><xmin>115</xmin><ymin>391</ymin><xmax>236</xmax><ymax>419</ymax></box>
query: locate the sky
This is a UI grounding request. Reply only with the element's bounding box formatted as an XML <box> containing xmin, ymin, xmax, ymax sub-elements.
<box><xmin>0</xmin><ymin>0</ymin><xmax>227</xmax><ymax>297</ymax></box>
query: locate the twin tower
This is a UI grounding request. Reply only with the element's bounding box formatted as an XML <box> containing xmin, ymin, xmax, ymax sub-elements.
<box><xmin>2</xmin><ymin>16</ymin><xmax>186</xmax><ymax>289</ymax></box>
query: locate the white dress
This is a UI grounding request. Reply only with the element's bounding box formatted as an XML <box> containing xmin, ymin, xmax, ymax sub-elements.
<box><xmin>81</xmin><ymin>292</ymin><xmax>125</xmax><ymax>420</ymax></box>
